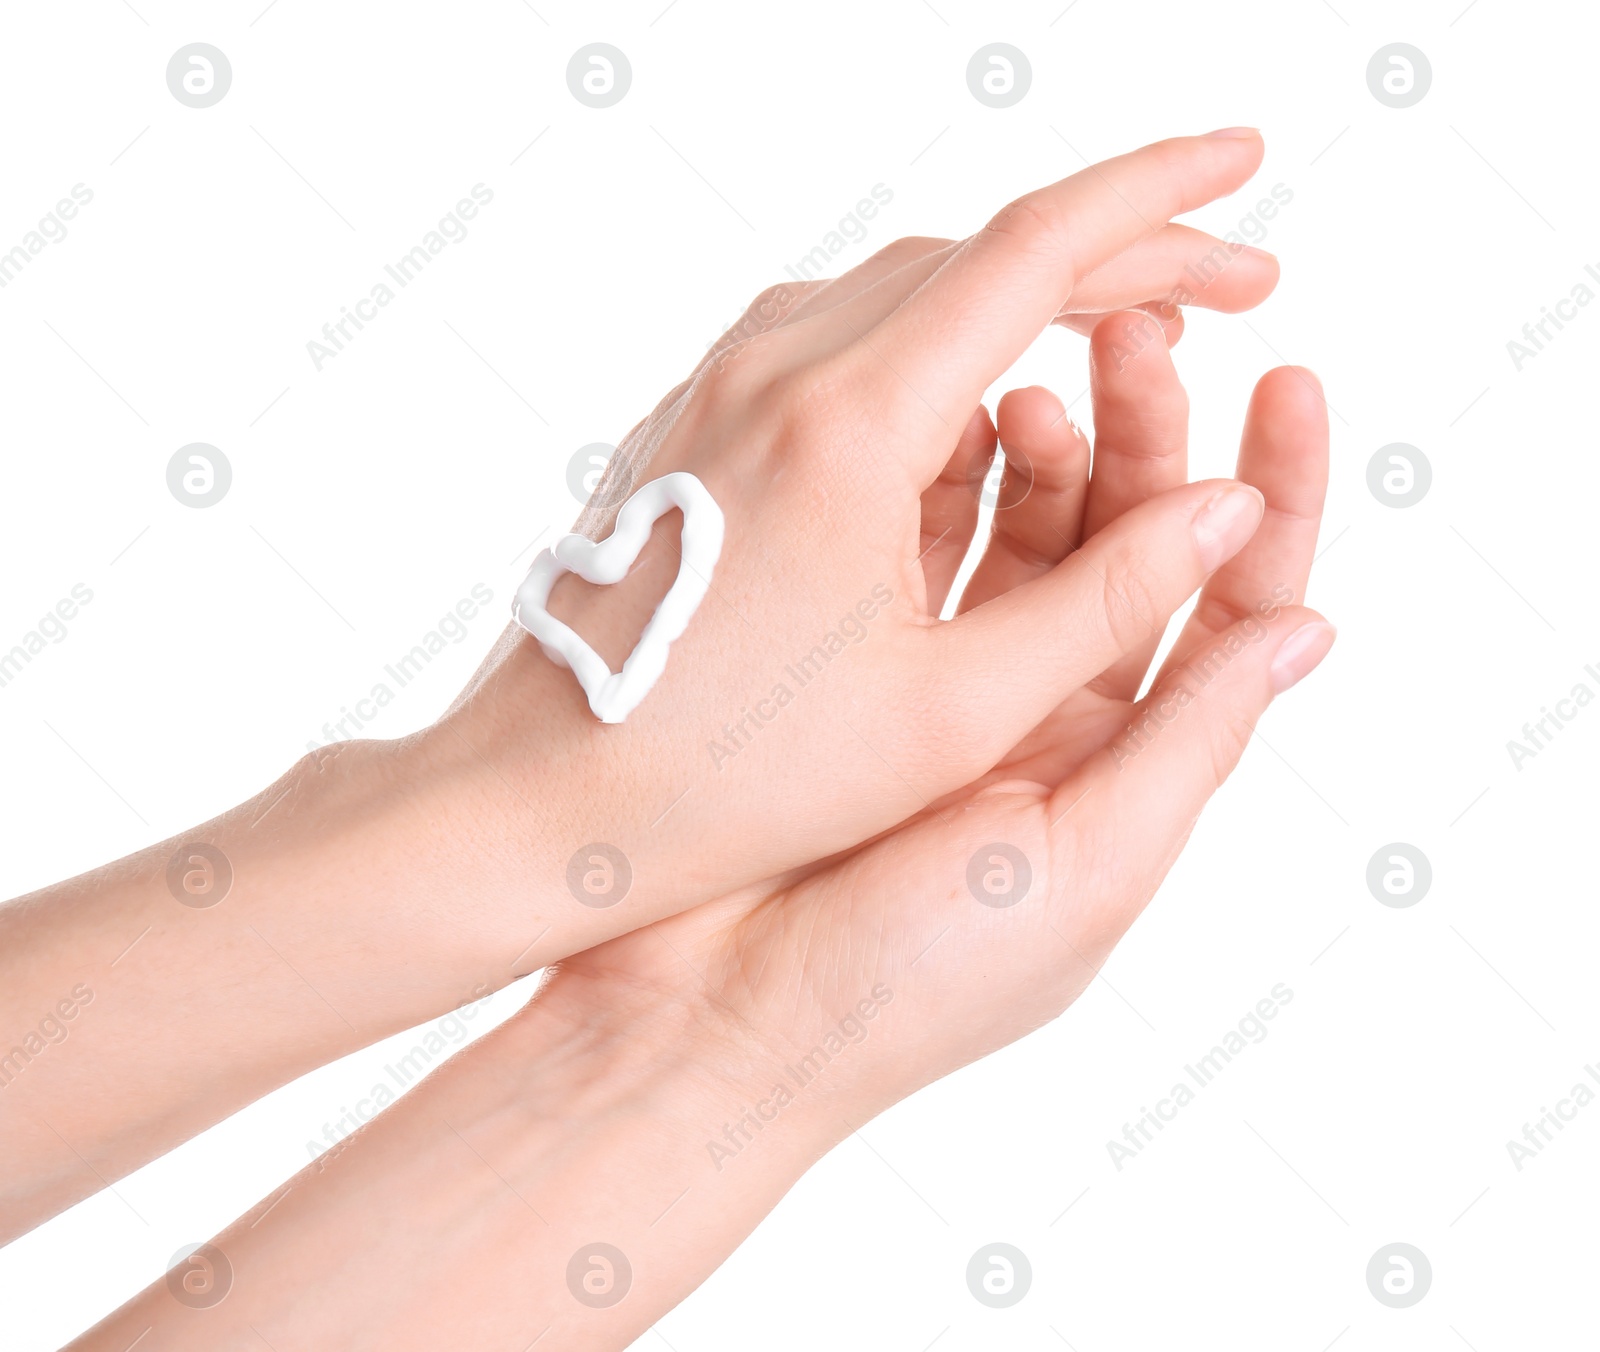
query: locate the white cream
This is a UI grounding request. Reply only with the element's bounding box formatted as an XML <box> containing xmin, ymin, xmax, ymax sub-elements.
<box><xmin>513</xmin><ymin>471</ymin><xmax>725</xmax><ymax>724</ymax></box>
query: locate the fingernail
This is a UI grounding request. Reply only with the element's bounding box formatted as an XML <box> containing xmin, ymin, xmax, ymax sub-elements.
<box><xmin>1192</xmin><ymin>485</ymin><xmax>1264</xmax><ymax>571</ymax></box>
<box><xmin>1270</xmin><ymin>622</ymin><xmax>1337</xmax><ymax>694</ymax></box>
<box><xmin>1207</xmin><ymin>126</ymin><xmax>1260</xmax><ymax>139</ymax></box>
<box><xmin>1239</xmin><ymin>244</ymin><xmax>1276</xmax><ymax>262</ymax></box>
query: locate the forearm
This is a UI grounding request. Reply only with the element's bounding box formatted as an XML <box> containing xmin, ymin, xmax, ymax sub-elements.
<box><xmin>67</xmin><ymin>976</ymin><xmax>845</xmax><ymax>1352</ymax></box>
<box><xmin>0</xmin><ymin>734</ymin><xmax>539</xmax><ymax>1241</ymax></box>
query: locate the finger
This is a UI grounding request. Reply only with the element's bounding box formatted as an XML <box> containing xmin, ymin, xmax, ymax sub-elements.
<box><xmin>1050</xmin><ymin>604</ymin><xmax>1335</xmax><ymax>939</ymax></box>
<box><xmin>957</xmin><ymin>386</ymin><xmax>1091</xmax><ymax>613</ymax></box>
<box><xmin>1157</xmin><ymin>366</ymin><xmax>1330</xmax><ymax>682</ymax></box>
<box><xmin>864</xmin><ymin>129</ymin><xmax>1265</xmax><ymax>466</ymax></box>
<box><xmin>779</xmin><ymin>219</ymin><xmax>1252</xmax><ymax>368</ymax></box>
<box><xmin>1080</xmin><ymin>310</ymin><xmax>1190</xmax><ymax>699</ymax></box>
<box><xmin>928</xmin><ymin>478</ymin><xmax>1264</xmax><ymax>769</ymax></box>
<box><xmin>919</xmin><ymin>405</ymin><xmax>995</xmax><ymax>613</ymax></box>
<box><xmin>1061</xmin><ymin>222</ymin><xmax>1279</xmax><ymax>319</ymax></box>
<box><xmin>823</xmin><ymin>219</ymin><xmax>1272</xmax><ymax>348</ymax></box>
<box><xmin>1058</xmin><ymin>303</ymin><xmax>1184</xmax><ymax>345</ymax></box>
<box><xmin>1082</xmin><ymin>313</ymin><xmax>1190</xmax><ymax>536</ymax></box>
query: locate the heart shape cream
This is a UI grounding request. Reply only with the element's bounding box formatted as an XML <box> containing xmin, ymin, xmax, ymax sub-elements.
<box><xmin>513</xmin><ymin>471</ymin><xmax>726</xmax><ymax>724</ymax></box>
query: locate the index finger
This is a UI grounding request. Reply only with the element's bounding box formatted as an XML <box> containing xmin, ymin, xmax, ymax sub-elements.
<box><xmin>864</xmin><ymin>129</ymin><xmax>1265</xmax><ymax>478</ymax></box>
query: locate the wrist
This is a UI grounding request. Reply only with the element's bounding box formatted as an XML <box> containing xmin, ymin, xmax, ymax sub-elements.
<box><xmin>235</xmin><ymin>736</ymin><xmax>525</xmax><ymax>1024</ymax></box>
<box><xmin>0</xmin><ymin>733</ymin><xmax>540</xmax><ymax>1241</ymax></box>
<box><xmin>74</xmin><ymin>966</ymin><xmax>854</xmax><ymax>1352</ymax></box>
<box><xmin>432</xmin><ymin>975</ymin><xmax>866</xmax><ymax>1349</ymax></box>
<box><xmin>523</xmin><ymin>966</ymin><xmax>871</xmax><ymax>1180</ymax></box>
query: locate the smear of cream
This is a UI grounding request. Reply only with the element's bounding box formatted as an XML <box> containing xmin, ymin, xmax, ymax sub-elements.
<box><xmin>513</xmin><ymin>471</ymin><xmax>725</xmax><ymax>724</ymax></box>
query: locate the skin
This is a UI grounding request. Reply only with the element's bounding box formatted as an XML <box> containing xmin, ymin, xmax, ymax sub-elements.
<box><xmin>69</xmin><ymin>299</ymin><xmax>1332</xmax><ymax>1352</ymax></box>
<box><xmin>0</xmin><ymin>130</ymin><xmax>1334</xmax><ymax>1344</ymax></box>
<box><xmin>0</xmin><ymin>130</ymin><xmax>1287</xmax><ymax>1239</ymax></box>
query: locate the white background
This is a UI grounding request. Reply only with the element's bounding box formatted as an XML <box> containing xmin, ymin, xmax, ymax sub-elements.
<box><xmin>1</xmin><ymin>0</ymin><xmax>1595</xmax><ymax>1346</ymax></box>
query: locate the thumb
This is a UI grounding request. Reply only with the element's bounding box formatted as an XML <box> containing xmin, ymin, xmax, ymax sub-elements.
<box><xmin>1051</xmin><ymin>603</ymin><xmax>1335</xmax><ymax>935</ymax></box>
<box><xmin>926</xmin><ymin>478</ymin><xmax>1265</xmax><ymax>769</ymax></box>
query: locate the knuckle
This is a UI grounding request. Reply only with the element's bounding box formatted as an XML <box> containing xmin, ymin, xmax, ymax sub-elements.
<box><xmin>1209</xmin><ymin>712</ymin><xmax>1256</xmax><ymax>785</ymax></box>
<box><xmin>1188</xmin><ymin>591</ymin><xmax>1249</xmax><ymax>639</ymax></box>
<box><xmin>1151</xmin><ymin>141</ymin><xmax>1193</xmax><ymax>212</ymax></box>
<box><xmin>708</xmin><ymin>283</ymin><xmax>810</xmax><ymax>361</ymax></box>
<box><xmin>864</xmin><ymin>235</ymin><xmax>948</xmax><ymax>269</ymax></box>
<box><xmin>986</xmin><ymin>193</ymin><xmax>1055</xmax><ymax>242</ymax></box>
<box><xmin>983</xmin><ymin>194</ymin><xmax>1073</xmax><ymax>272</ymax></box>
<box><xmin>763</xmin><ymin>355</ymin><xmax>882</xmax><ymax>457</ymax></box>
<box><xmin>789</xmin><ymin>348</ymin><xmax>873</xmax><ymax>414</ymax></box>
<box><xmin>745</xmin><ymin>282</ymin><xmax>807</xmax><ymax>327</ymax></box>
<box><xmin>694</xmin><ymin>331</ymin><xmax>786</xmax><ymax>410</ymax></box>
<box><xmin>1096</xmin><ymin>551</ymin><xmax>1162</xmax><ymax>652</ymax></box>
<box><xmin>983</xmin><ymin>193</ymin><xmax>1079</xmax><ymax>284</ymax></box>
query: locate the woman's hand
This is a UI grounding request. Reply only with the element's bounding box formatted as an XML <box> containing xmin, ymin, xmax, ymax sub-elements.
<box><xmin>67</xmin><ymin>313</ymin><xmax>1332</xmax><ymax>1352</ymax></box>
<box><xmin>580</xmin><ymin>355</ymin><xmax>1333</xmax><ymax>1119</ymax></box>
<box><xmin>2</xmin><ymin>129</ymin><xmax>1281</xmax><ymax>1248</ymax></box>
<box><xmin>436</xmin><ymin>130</ymin><xmax>1282</xmax><ymax>984</ymax></box>
<box><xmin>513</xmin><ymin>327</ymin><xmax>1333</xmax><ymax>1347</ymax></box>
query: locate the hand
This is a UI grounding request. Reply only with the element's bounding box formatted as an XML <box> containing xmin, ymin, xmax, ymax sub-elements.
<box><xmin>517</xmin><ymin>328</ymin><xmax>1333</xmax><ymax>1345</ymax></box>
<box><xmin>3</xmin><ymin>129</ymin><xmax>1283</xmax><ymax>1253</ymax></box>
<box><xmin>65</xmin><ymin>314</ymin><xmax>1332</xmax><ymax>1352</ymax></box>
<box><xmin>434</xmin><ymin>130</ymin><xmax>1282</xmax><ymax>982</ymax></box>
<box><xmin>609</xmin><ymin>359</ymin><xmax>1330</xmax><ymax>1096</ymax></box>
